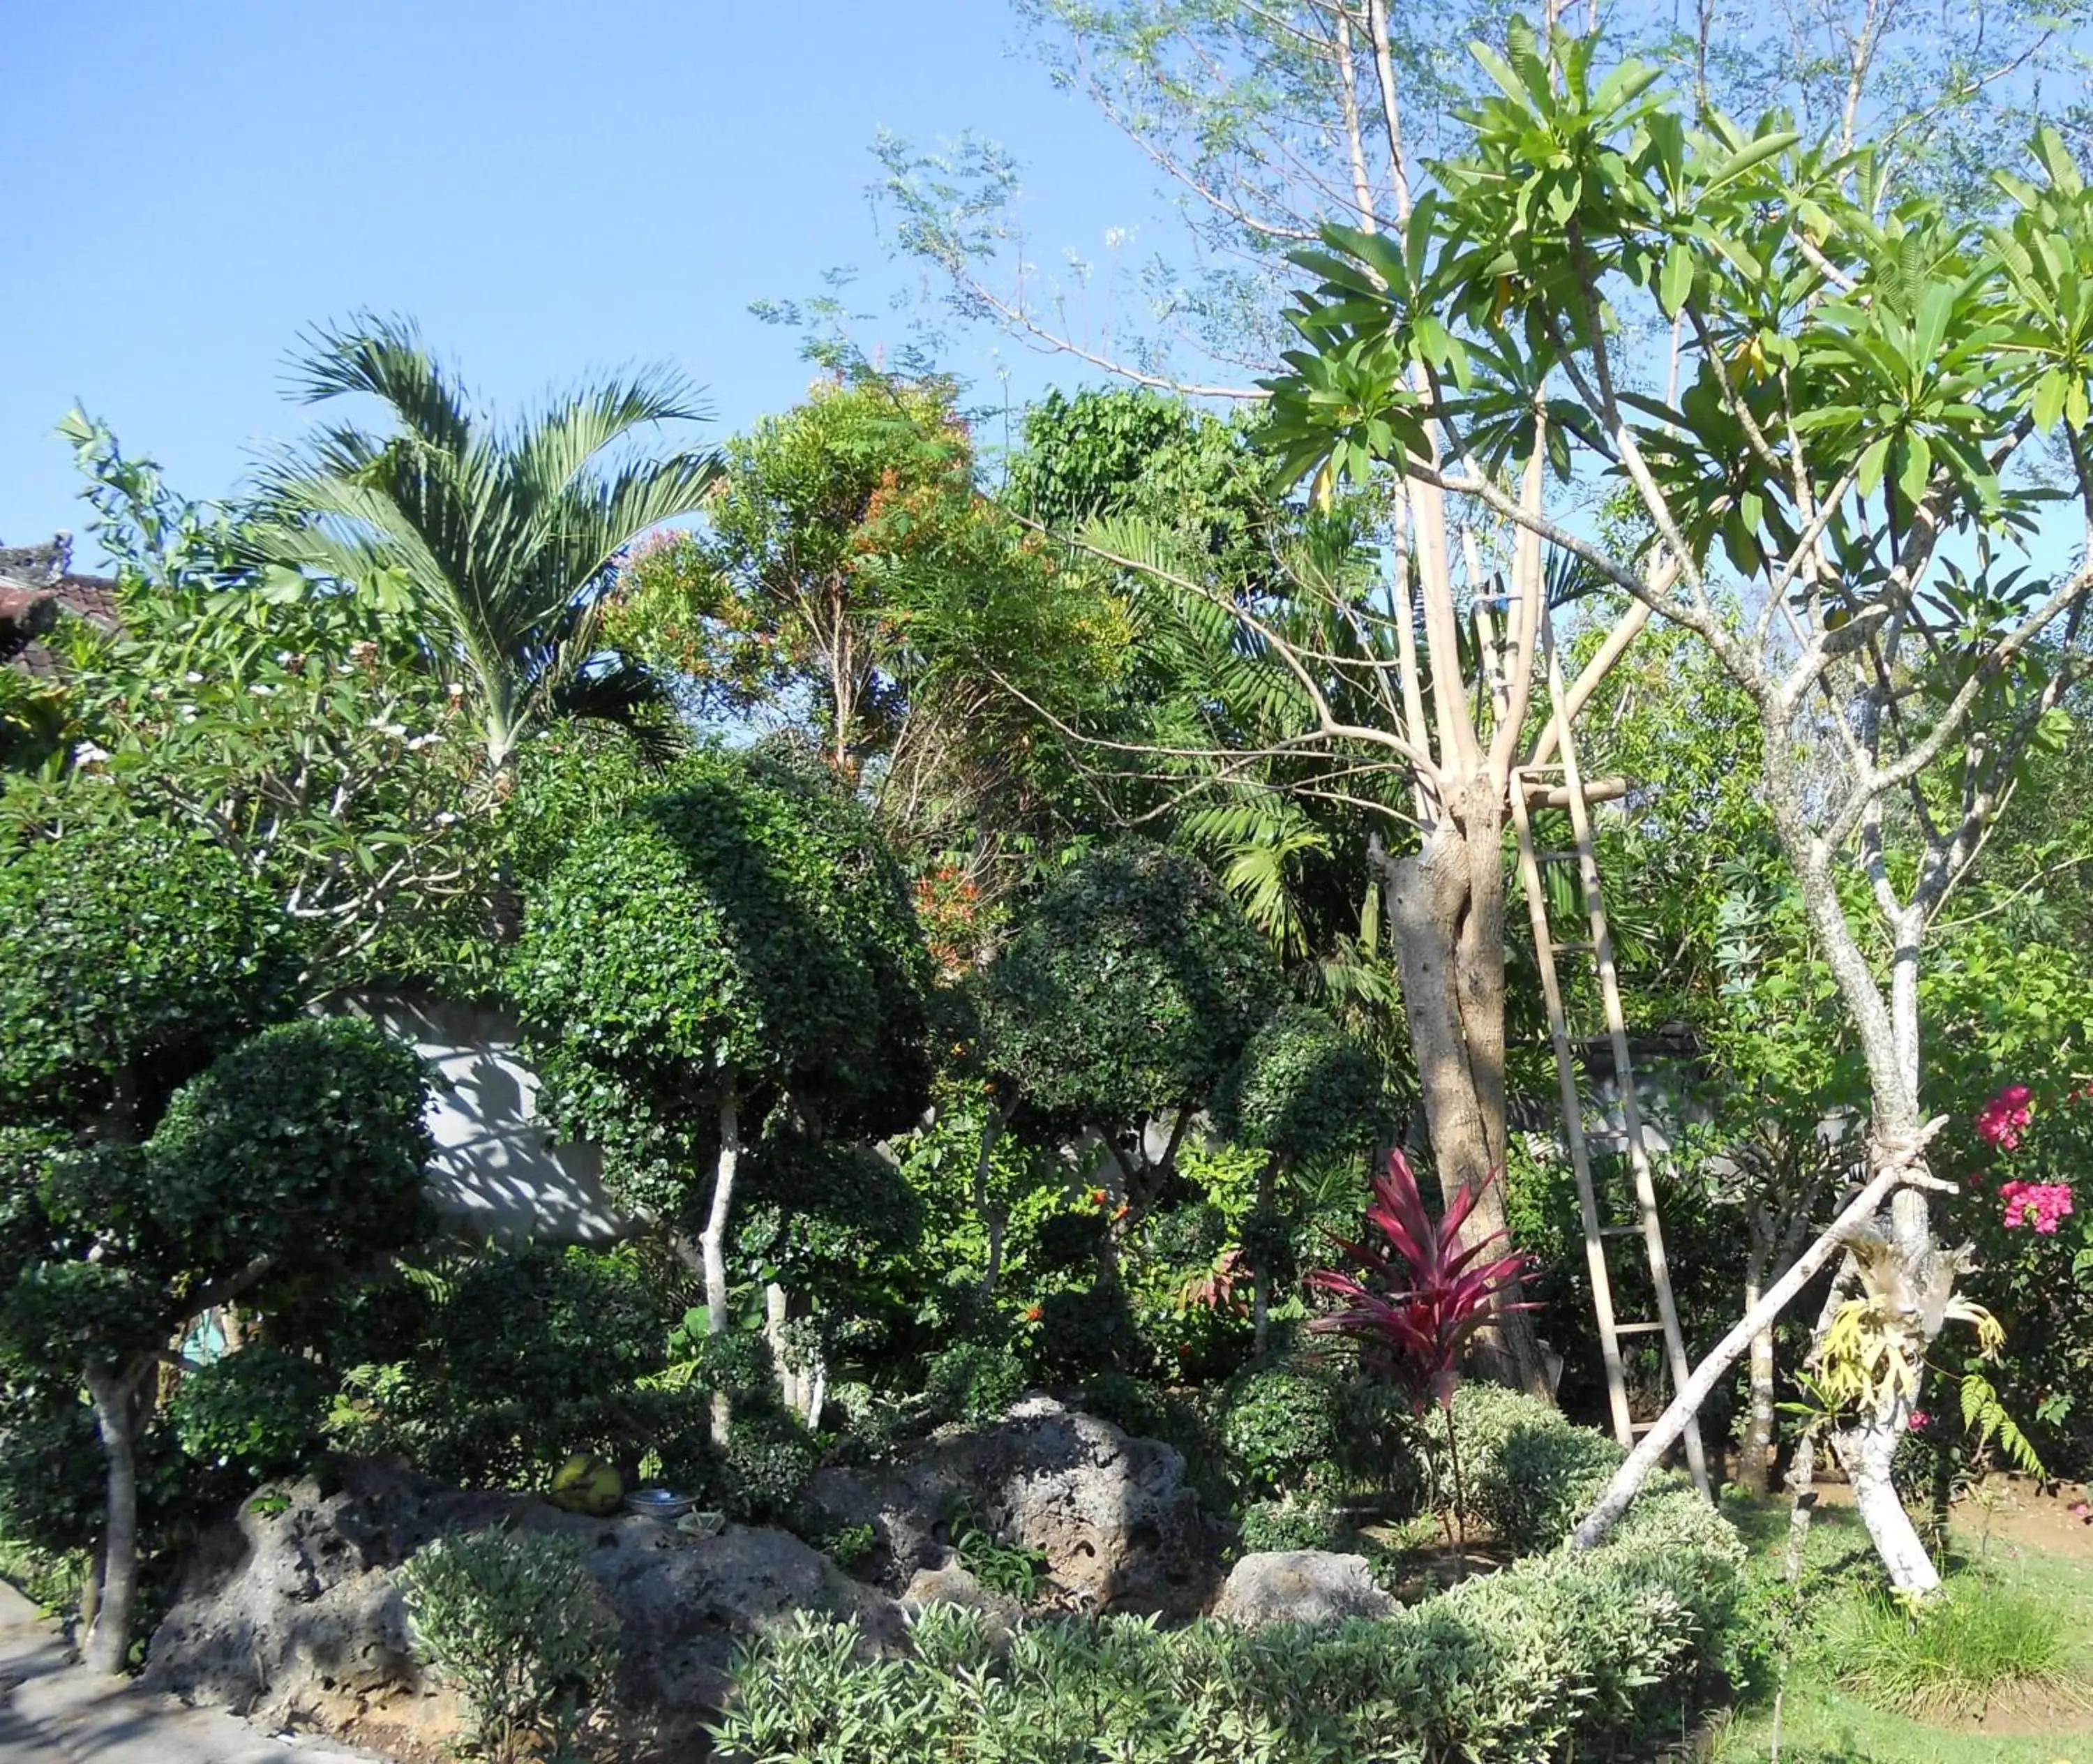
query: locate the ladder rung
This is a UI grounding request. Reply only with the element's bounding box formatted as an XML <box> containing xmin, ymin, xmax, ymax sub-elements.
<box><xmin>1554</xmin><ymin>940</ymin><xmax>1598</xmax><ymax>953</ymax></box>
<box><xmin>1598</xmin><ymin>1224</ymin><xmax>1643</xmax><ymax>1238</ymax></box>
<box><xmin>1630</xmin><ymin>1420</ymin><xmax>1660</xmax><ymax>1435</ymax></box>
<box><xmin>1536</xmin><ymin>849</ymin><xmax>1582</xmax><ymax>862</ymax></box>
<box><xmin>1612</xmin><ymin>1320</ymin><xmax>1667</xmax><ymax>1336</ymax></box>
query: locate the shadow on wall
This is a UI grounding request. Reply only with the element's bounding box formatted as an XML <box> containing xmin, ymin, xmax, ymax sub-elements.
<box><xmin>317</xmin><ymin>992</ymin><xmax>631</xmax><ymax>1247</ymax></box>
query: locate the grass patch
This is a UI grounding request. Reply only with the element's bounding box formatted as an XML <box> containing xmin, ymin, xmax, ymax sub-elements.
<box><xmin>0</xmin><ymin>1531</ymin><xmax>89</xmax><ymax>1620</ymax></box>
<box><xmin>1811</xmin><ymin>1577</ymin><xmax>2082</xmax><ymax>1719</ymax></box>
<box><xmin>1713</xmin><ymin>1495</ymin><xmax>2093</xmax><ymax>1764</ymax></box>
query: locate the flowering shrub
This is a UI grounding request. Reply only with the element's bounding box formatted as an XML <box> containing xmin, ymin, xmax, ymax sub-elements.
<box><xmin>1946</xmin><ymin>1079</ymin><xmax>2093</xmax><ymax>1466</ymax></box>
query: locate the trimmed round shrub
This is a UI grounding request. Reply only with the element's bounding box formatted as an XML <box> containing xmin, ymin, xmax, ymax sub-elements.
<box><xmin>1223</xmin><ymin>1369</ymin><xmax>1343</xmax><ymax>1498</ymax></box>
<box><xmin>1422</xmin><ymin>1382</ymin><xmax>1626</xmax><ymax>1553</ymax></box>
<box><xmin>718</xmin><ymin>1411</ymin><xmax>822</xmax><ymax>1525</ymax></box>
<box><xmin>924</xmin><ymin>1339</ymin><xmax>1029</xmax><ymax>1426</ymax></box>
<box><xmin>168</xmin><ymin>1344</ymin><xmax>329</xmax><ymax>1480</ymax></box>
<box><xmin>0</xmin><ymin>807</ymin><xmax>298</xmax><ymax>1128</ymax></box>
<box><xmin>977</xmin><ymin>842</ymin><xmax>1279</xmax><ymax>1135</ymax></box>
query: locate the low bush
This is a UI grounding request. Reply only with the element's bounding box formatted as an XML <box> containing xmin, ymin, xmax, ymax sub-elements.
<box><xmin>1238</xmin><ymin>1495</ymin><xmax>1346</xmax><ymax>1555</ymax></box>
<box><xmin>400</xmin><ymin>1530</ymin><xmax>621</xmax><ymax>1763</ymax></box>
<box><xmin>922</xmin><ymin>1338</ymin><xmax>1028</xmax><ymax>1426</ymax></box>
<box><xmin>1420</xmin><ymin>1382</ymin><xmax>1623</xmax><ymax>1552</ymax></box>
<box><xmin>1223</xmin><ymin>1368</ymin><xmax>1342</xmax><ymax>1498</ymax></box>
<box><xmin>710</xmin><ymin>1492</ymin><xmax>1748</xmax><ymax>1763</ymax></box>
<box><xmin>323</xmin><ymin>1246</ymin><xmax>693</xmax><ymax>1489</ymax></box>
<box><xmin>168</xmin><ymin>1345</ymin><xmax>329</xmax><ymax>1483</ymax></box>
<box><xmin>715</xmin><ymin>1410</ymin><xmax>821</xmax><ymax>1525</ymax></box>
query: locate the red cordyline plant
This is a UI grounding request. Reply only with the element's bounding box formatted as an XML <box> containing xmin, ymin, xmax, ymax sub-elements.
<box><xmin>1308</xmin><ymin>1149</ymin><xmax>1538</xmax><ymax>1559</ymax></box>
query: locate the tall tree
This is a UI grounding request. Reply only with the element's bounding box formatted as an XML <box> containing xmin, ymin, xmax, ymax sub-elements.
<box><xmin>1265</xmin><ymin>15</ymin><xmax>2093</xmax><ymax>1590</ymax></box>
<box><xmin>255</xmin><ymin>315</ymin><xmax>721</xmax><ymax>772</ymax></box>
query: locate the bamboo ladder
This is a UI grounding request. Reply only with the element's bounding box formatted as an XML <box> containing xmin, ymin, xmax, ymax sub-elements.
<box><xmin>1479</xmin><ymin>598</ymin><xmax>1711</xmax><ymax>1496</ymax></box>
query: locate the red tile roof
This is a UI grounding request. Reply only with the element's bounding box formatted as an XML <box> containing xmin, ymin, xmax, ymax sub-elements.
<box><xmin>0</xmin><ymin>535</ymin><xmax>121</xmax><ymax>680</ymax></box>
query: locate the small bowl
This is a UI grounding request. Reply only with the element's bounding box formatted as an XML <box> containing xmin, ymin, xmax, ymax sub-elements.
<box><xmin>622</xmin><ymin>1487</ymin><xmax>696</xmax><ymax>1519</ymax></box>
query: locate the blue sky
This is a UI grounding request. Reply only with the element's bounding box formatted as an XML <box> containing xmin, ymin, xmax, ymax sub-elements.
<box><xmin>3</xmin><ymin>1</ymin><xmax>1152</xmax><ymax>557</ymax></box>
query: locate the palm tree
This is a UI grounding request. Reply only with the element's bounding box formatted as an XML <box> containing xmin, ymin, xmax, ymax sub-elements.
<box><xmin>255</xmin><ymin>315</ymin><xmax>721</xmax><ymax>770</ymax></box>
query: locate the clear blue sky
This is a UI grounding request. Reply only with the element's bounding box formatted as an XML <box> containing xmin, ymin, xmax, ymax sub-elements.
<box><xmin>3</xmin><ymin>1</ymin><xmax>1149</xmax><ymax>556</ymax></box>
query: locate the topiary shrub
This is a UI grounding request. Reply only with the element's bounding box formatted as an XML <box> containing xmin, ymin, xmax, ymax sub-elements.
<box><xmin>168</xmin><ymin>1344</ymin><xmax>329</xmax><ymax>1483</ymax></box>
<box><xmin>325</xmin><ymin>1246</ymin><xmax>690</xmax><ymax>1491</ymax></box>
<box><xmin>1420</xmin><ymin>1382</ymin><xmax>1624</xmax><ymax>1553</ymax></box>
<box><xmin>716</xmin><ymin>1410</ymin><xmax>821</xmax><ymax>1525</ymax></box>
<box><xmin>923</xmin><ymin>1339</ymin><xmax>1029</xmax><ymax>1426</ymax></box>
<box><xmin>400</xmin><ymin>1530</ymin><xmax>621</xmax><ymax>1764</ymax></box>
<box><xmin>1222</xmin><ymin>1369</ymin><xmax>1343</xmax><ymax>1499</ymax></box>
<box><xmin>0</xmin><ymin>805</ymin><xmax>298</xmax><ymax>1130</ymax></box>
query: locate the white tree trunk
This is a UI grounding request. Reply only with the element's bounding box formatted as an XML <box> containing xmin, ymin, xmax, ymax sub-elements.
<box><xmin>700</xmin><ymin>1089</ymin><xmax>741</xmax><ymax>1444</ymax></box>
<box><xmin>1839</xmin><ymin>1414</ymin><xmax>1940</xmax><ymax>1594</ymax></box>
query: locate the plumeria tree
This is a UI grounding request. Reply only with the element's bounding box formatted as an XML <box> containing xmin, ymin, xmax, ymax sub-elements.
<box><xmin>1265</xmin><ymin>16</ymin><xmax>2093</xmax><ymax>1590</ymax></box>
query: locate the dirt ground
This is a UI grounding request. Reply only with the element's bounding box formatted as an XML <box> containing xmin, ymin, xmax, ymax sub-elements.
<box><xmin>1810</xmin><ymin>1468</ymin><xmax>2093</xmax><ymax>1566</ymax></box>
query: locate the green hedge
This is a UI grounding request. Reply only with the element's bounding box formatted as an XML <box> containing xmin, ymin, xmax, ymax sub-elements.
<box><xmin>712</xmin><ymin>1391</ymin><xmax>1748</xmax><ymax>1763</ymax></box>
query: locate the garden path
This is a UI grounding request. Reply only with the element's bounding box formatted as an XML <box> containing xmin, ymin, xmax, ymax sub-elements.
<box><xmin>0</xmin><ymin>1582</ymin><xmax>384</xmax><ymax>1764</ymax></box>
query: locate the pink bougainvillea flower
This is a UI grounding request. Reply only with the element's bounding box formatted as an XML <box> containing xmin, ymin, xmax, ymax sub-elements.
<box><xmin>2000</xmin><ymin>1179</ymin><xmax>2074</xmax><ymax>1234</ymax></box>
<box><xmin>1976</xmin><ymin>1084</ymin><xmax>2036</xmax><ymax>1149</ymax></box>
<box><xmin>1907</xmin><ymin>1410</ymin><xmax>1930</xmax><ymax>1430</ymax></box>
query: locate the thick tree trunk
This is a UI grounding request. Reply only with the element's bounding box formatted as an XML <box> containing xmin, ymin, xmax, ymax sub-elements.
<box><xmin>700</xmin><ymin>1088</ymin><xmax>741</xmax><ymax>1444</ymax></box>
<box><xmin>83</xmin><ymin>1363</ymin><xmax>139</xmax><ymax>1675</ymax></box>
<box><xmin>1381</xmin><ymin>788</ymin><xmax>1550</xmax><ymax>1399</ymax></box>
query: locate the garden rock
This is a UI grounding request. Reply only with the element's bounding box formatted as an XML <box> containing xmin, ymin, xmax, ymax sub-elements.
<box><xmin>143</xmin><ymin>1458</ymin><xmax>904</xmax><ymax>1756</ymax></box>
<box><xmin>901</xmin><ymin>1561</ymin><xmax>1026</xmax><ymax>1635</ymax></box>
<box><xmin>1210</xmin><ymin>1550</ymin><xmax>1398</xmax><ymax>1625</ymax></box>
<box><xmin>804</xmin><ymin>1395</ymin><xmax>1219</xmax><ymax>1616</ymax></box>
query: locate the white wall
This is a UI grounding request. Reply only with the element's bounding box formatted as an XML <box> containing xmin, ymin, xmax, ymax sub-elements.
<box><xmin>321</xmin><ymin>992</ymin><xmax>633</xmax><ymax>1246</ymax></box>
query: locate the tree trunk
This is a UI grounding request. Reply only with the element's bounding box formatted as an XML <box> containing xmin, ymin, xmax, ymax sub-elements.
<box><xmin>1737</xmin><ymin>1222</ymin><xmax>1777</xmax><ymax>1497</ymax></box>
<box><xmin>83</xmin><ymin>1363</ymin><xmax>139</xmax><ymax>1675</ymax></box>
<box><xmin>765</xmin><ymin>1281</ymin><xmax>801</xmax><ymax>1416</ymax></box>
<box><xmin>700</xmin><ymin>1087</ymin><xmax>741</xmax><ymax>1444</ymax></box>
<box><xmin>1380</xmin><ymin>788</ymin><xmax>1550</xmax><ymax>1398</ymax></box>
<box><xmin>1251</xmin><ymin>1158</ymin><xmax>1274</xmax><ymax>1361</ymax></box>
<box><xmin>1837</xmin><ymin>1400</ymin><xmax>1940</xmax><ymax>1595</ymax></box>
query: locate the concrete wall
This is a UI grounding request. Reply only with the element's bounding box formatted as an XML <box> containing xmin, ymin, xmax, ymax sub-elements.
<box><xmin>320</xmin><ymin>992</ymin><xmax>631</xmax><ymax>1246</ymax></box>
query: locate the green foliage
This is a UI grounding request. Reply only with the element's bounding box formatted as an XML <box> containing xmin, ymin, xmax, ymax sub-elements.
<box><xmin>979</xmin><ymin>842</ymin><xmax>1279</xmax><ymax>1143</ymax></box>
<box><xmin>818</xmin><ymin>1521</ymin><xmax>878</xmax><ymax>1574</ymax></box>
<box><xmin>1810</xmin><ymin>1575</ymin><xmax>2081</xmax><ymax>1719</ymax></box>
<box><xmin>712</xmin><ymin>1493</ymin><xmax>1746</xmax><ymax>1763</ymax></box>
<box><xmin>400</xmin><ymin>1529</ymin><xmax>622</xmax><ymax>1763</ymax></box>
<box><xmin>1238</xmin><ymin>1496</ymin><xmax>1345</xmax><ymax>1555</ymax></box>
<box><xmin>922</xmin><ymin>1339</ymin><xmax>1029</xmax><ymax>1426</ymax></box>
<box><xmin>0</xmin><ymin>800</ymin><xmax>297</xmax><ymax>1128</ymax></box>
<box><xmin>41</xmin><ymin>414</ymin><xmax>495</xmax><ymax>985</ymax></box>
<box><xmin>1008</xmin><ymin>387</ymin><xmax>1284</xmax><ymax>592</ymax></box>
<box><xmin>1222</xmin><ymin>1369</ymin><xmax>1342</xmax><ymax>1498</ymax></box>
<box><xmin>1420</xmin><ymin>1383</ymin><xmax>1626</xmax><ymax>1553</ymax></box>
<box><xmin>715</xmin><ymin>1410</ymin><xmax>821</xmax><ymax>1525</ymax></box>
<box><xmin>146</xmin><ymin>1017</ymin><xmax>434</xmax><ymax>1278</ymax></box>
<box><xmin>509</xmin><ymin>747</ymin><xmax>931</xmax><ymax>1226</ymax></box>
<box><xmin>324</xmin><ymin>1246</ymin><xmax>698</xmax><ymax>1490</ymax></box>
<box><xmin>1213</xmin><ymin>1006</ymin><xmax>1383</xmax><ymax>1172</ymax></box>
<box><xmin>167</xmin><ymin>1345</ymin><xmax>329</xmax><ymax>1481</ymax></box>
<box><xmin>948</xmin><ymin>1499</ymin><xmax>1053</xmax><ymax>1601</ymax></box>
<box><xmin>253</xmin><ymin>315</ymin><xmax>717</xmax><ymax>770</ymax></box>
